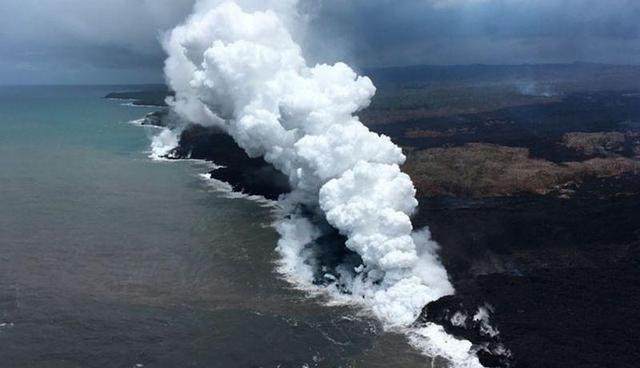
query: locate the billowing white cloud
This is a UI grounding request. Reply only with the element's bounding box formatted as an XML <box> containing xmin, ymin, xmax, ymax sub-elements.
<box><xmin>162</xmin><ymin>1</ymin><xmax>483</xmax><ymax>365</ymax></box>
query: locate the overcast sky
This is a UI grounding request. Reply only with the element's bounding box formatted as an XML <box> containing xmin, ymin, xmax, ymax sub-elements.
<box><xmin>1</xmin><ymin>0</ymin><xmax>639</xmax><ymax>84</ymax></box>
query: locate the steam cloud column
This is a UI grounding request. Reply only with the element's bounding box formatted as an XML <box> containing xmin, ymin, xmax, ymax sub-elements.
<box><xmin>163</xmin><ymin>0</ymin><xmax>453</xmax><ymax>329</ymax></box>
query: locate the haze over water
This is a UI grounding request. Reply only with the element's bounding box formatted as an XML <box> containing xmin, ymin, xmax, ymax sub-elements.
<box><xmin>0</xmin><ymin>86</ymin><xmax>430</xmax><ymax>367</ymax></box>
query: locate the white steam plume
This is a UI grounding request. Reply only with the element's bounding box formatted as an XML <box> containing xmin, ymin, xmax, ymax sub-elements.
<box><xmin>163</xmin><ymin>1</ymin><xmax>480</xmax><ymax>365</ymax></box>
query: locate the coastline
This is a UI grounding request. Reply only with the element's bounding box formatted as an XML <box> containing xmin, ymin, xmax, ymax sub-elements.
<box><xmin>112</xmin><ymin>80</ymin><xmax>640</xmax><ymax>368</ymax></box>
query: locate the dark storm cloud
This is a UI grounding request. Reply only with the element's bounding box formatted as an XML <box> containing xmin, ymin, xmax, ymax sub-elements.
<box><xmin>0</xmin><ymin>0</ymin><xmax>639</xmax><ymax>84</ymax></box>
<box><xmin>0</xmin><ymin>0</ymin><xmax>194</xmax><ymax>84</ymax></box>
<box><xmin>303</xmin><ymin>0</ymin><xmax>640</xmax><ymax>67</ymax></box>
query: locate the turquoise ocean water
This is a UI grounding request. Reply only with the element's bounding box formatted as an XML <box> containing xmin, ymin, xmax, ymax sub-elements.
<box><xmin>0</xmin><ymin>86</ymin><xmax>427</xmax><ymax>368</ymax></box>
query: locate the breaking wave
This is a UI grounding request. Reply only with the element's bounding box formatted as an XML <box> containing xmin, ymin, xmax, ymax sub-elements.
<box><xmin>148</xmin><ymin>128</ymin><xmax>179</xmax><ymax>160</ymax></box>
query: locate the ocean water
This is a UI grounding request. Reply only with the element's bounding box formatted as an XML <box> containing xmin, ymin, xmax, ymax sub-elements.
<box><xmin>0</xmin><ymin>86</ymin><xmax>429</xmax><ymax>368</ymax></box>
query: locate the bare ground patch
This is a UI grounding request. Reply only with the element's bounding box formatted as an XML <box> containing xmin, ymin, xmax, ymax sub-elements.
<box><xmin>403</xmin><ymin>143</ymin><xmax>640</xmax><ymax>197</ymax></box>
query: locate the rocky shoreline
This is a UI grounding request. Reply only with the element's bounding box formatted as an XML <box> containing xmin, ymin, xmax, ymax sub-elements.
<box><xmin>168</xmin><ymin>124</ymin><xmax>290</xmax><ymax>200</ymax></box>
<box><xmin>111</xmin><ymin>71</ymin><xmax>640</xmax><ymax>367</ymax></box>
<box><xmin>108</xmin><ymin>96</ymin><xmax>290</xmax><ymax>200</ymax></box>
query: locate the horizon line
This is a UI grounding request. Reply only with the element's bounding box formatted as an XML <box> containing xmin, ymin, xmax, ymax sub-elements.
<box><xmin>3</xmin><ymin>61</ymin><xmax>640</xmax><ymax>87</ymax></box>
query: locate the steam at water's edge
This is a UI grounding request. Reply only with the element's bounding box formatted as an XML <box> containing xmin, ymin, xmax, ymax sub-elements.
<box><xmin>162</xmin><ymin>1</ymin><xmax>480</xmax><ymax>365</ymax></box>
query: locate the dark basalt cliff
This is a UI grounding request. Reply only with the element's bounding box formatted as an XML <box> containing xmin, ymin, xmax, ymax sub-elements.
<box><xmin>170</xmin><ymin>124</ymin><xmax>290</xmax><ymax>200</ymax></box>
<box><xmin>136</xmin><ymin>109</ymin><xmax>289</xmax><ymax>200</ymax></box>
<box><xmin>160</xmin><ymin>121</ymin><xmax>290</xmax><ymax>200</ymax></box>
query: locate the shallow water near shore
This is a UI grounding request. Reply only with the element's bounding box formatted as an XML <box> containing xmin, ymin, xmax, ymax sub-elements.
<box><xmin>0</xmin><ymin>86</ymin><xmax>431</xmax><ymax>367</ymax></box>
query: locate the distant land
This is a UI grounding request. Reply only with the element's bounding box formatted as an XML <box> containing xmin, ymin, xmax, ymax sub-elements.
<box><xmin>105</xmin><ymin>89</ymin><xmax>173</xmax><ymax>107</ymax></box>
<box><xmin>364</xmin><ymin>62</ymin><xmax>640</xmax><ymax>84</ymax></box>
<box><xmin>106</xmin><ymin>62</ymin><xmax>640</xmax><ymax>107</ymax></box>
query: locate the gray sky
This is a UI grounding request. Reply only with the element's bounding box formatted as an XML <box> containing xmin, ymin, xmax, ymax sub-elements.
<box><xmin>1</xmin><ymin>0</ymin><xmax>639</xmax><ymax>84</ymax></box>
